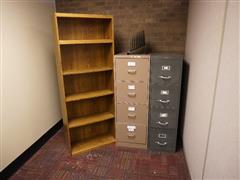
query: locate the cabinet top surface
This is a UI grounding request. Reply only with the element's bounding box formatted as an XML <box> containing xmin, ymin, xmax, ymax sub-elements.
<box><xmin>114</xmin><ymin>53</ymin><xmax>183</xmax><ymax>60</ymax></box>
<box><xmin>151</xmin><ymin>53</ymin><xmax>183</xmax><ymax>60</ymax></box>
<box><xmin>114</xmin><ymin>54</ymin><xmax>150</xmax><ymax>59</ymax></box>
<box><xmin>55</xmin><ymin>13</ymin><xmax>113</xmax><ymax>19</ymax></box>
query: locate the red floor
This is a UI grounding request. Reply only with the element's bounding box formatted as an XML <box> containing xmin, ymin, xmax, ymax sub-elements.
<box><xmin>10</xmin><ymin>128</ymin><xmax>190</xmax><ymax>180</ymax></box>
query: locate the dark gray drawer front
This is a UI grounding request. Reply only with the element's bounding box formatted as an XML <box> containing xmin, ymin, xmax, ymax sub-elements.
<box><xmin>149</xmin><ymin>107</ymin><xmax>178</xmax><ymax>129</ymax></box>
<box><xmin>148</xmin><ymin>128</ymin><xmax>177</xmax><ymax>152</ymax></box>
<box><xmin>150</xmin><ymin>55</ymin><xmax>182</xmax><ymax>86</ymax></box>
<box><xmin>150</xmin><ymin>86</ymin><xmax>181</xmax><ymax>109</ymax></box>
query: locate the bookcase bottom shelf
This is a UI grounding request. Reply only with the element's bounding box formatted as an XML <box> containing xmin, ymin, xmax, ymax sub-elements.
<box><xmin>71</xmin><ymin>134</ymin><xmax>115</xmax><ymax>155</ymax></box>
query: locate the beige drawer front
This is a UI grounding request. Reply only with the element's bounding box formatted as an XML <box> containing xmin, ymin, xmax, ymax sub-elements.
<box><xmin>116</xmin><ymin>123</ymin><xmax>146</xmax><ymax>144</ymax></box>
<box><xmin>116</xmin><ymin>82</ymin><xmax>148</xmax><ymax>103</ymax></box>
<box><xmin>115</xmin><ymin>58</ymin><xmax>149</xmax><ymax>82</ymax></box>
<box><xmin>116</xmin><ymin>103</ymin><xmax>148</xmax><ymax>124</ymax></box>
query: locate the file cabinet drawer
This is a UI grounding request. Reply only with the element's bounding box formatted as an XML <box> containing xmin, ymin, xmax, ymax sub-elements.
<box><xmin>149</xmin><ymin>108</ymin><xmax>178</xmax><ymax>129</ymax></box>
<box><xmin>148</xmin><ymin>128</ymin><xmax>177</xmax><ymax>152</ymax></box>
<box><xmin>150</xmin><ymin>86</ymin><xmax>180</xmax><ymax>109</ymax></box>
<box><xmin>116</xmin><ymin>82</ymin><xmax>148</xmax><ymax>104</ymax></box>
<box><xmin>115</xmin><ymin>58</ymin><xmax>149</xmax><ymax>82</ymax></box>
<box><xmin>116</xmin><ymin>123</ymin><xmax>147</xmax><ymax>144</ymax></box>
<box><xmin>116</xmin><ymin>103</ymin><xmax>148</xmax><ymax>124</ymax></box>
<box><xmin>150</xmin><ymin>55</ymin><xmax>182</xmax><ymax>86</ymax></box>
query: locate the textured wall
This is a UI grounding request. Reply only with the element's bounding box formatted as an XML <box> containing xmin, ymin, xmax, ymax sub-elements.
<box><xmin>55</xmin><ymin>0</ymin><xmax>188</xmax><ymax>54</ymax></box>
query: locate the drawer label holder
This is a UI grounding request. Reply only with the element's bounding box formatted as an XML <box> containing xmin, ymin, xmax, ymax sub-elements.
<box><xmin>162</xmin><ymin>65</ymin><xmax>171</xmax><ymax>71</ymax></box>
<box><xmin>127</xmin><ymin>125</ymin><xmax>136</xmax><ymax>132</ymax></box>
<box><xmin>128</xmin><ymin>85</ymin><xmax>136</xmax><ymax>90</ymax></box>
<box><xmin>158</xmin><ymin>133</ymin><xmax>167</xmax><ymax>139</ymax></box>
<box><xmin>128</xmin><ymin>61</ymin><xmax>136</xmax><ymax>67</ymax></box>
<box><xmin>160</xmin><ymin>113</ymin><xmax>168</xmax><ymax>118</ymax></box>
<box><xmin>161</xmin><ymin>90</ymin><xmax>169</xmax><ymax>95</ymax></box>
<box><xmin>128</xmin><ymin>106</ymin><xmax>136</xmax><ymax>111</ymax></box>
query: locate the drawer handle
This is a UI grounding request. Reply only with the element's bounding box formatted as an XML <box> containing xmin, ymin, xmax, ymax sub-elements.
<box><xmin>155</xmin><ymin>141</ymin><xmax>167</xmax><ymax>146</ymax></box>
<box><xmin>156</xmin><ymin>99</ymin><xmax>170</xmax><ymax>103</ymax></box>
<box><xmin>128</xmin><ymin>92</ymin><xmax>136</xmax><ymax>97</ymax></box>
<box><xmin>158</xmin><ymin>75</ymin><xmax>171</xmax><ymax>80</ymax></box>
<box><xmin>128</xmin><ymin>69</ymin><xmax>136</xmax><ymax>74</ymax></box>
<box><xmin>127</xmin><ymin>133</ymin><xmax>136</xmax><ymax>138</ymax></box>
<box><xmin>156</xmin><ymin>121</ymin><xmax>168</xmax><ymax>126</ymax></box>
<box><xmin>128</xmin><ymin>113</ymin><xmax>136</xmax><ymax>118</ymax></box>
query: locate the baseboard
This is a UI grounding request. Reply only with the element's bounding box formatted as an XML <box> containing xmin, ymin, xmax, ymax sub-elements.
<box><xmin>182</xmin><ymin>142</ymin><xmax>192</xmax><ymax>180</ymax></box>
<box><xmin>0</xmin><ymin>119</ymin><xmax>63</xmax><ymax>180</ymax></box>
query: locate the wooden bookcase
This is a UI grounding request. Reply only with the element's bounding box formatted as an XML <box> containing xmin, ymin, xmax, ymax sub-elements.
<box><xmin>53</xmin><ymin>13</ymin><xmax>115</xmax><ymax>155</ymax></box>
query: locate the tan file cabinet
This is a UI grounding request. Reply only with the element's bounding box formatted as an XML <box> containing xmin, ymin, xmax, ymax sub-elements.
<box><xmin>116</xmin><ymin>82</ymin><xmax>148</xmax><ymax>104</ymax></box>
<box><xmin>115</xmin><ymin>56</ymin><xmax>150</xmax><ymax>82</ymax></box>
<box><xmin>116</xmin><ymin>102</ymin><xmax>148</xmax><ymax>124</ymax></box>
<box><xmin>116</xmin><ymin>123</ymin><xmax>147</xmax><ymax>144</ymax></box>
<box><xmin>114</xmin><ymin>54</ymin><xmax>150</xmax><ymax>149</ymax></box>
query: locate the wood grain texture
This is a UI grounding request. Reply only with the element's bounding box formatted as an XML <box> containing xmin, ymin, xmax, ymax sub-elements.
<box><xmin>57</xmin><ymin>17</ymin><xmax>112</xmax><ymax>40</ymax></box>
<box><xmin>71</xmin><ymin>134</ymin><xmax>115</xmax><ymax>155</ymax></box>
<box><xmin>64</xmin><ymin>71</ymin><xmax>113</xmax><ymax>96</ymax></box>
<box><xmin>69</xmin><ymin>112</ymin><xmax>114</xmax><ymax>129</ymax></box>
<box><xmin>53</xmin><ymin>13</ymin><xmax>115</xmax><ymax>154</ymax></box>
<box><xmin>59</xmin><ymin>39</ymin><xmax>113</xmax><ymax>45</ymax></box>
<box><xmin>65</xmin><ymin>90</ymin><xmax>114</xmax><ymax>102</ymax></box>
<box><xmin>70</xmin><ymin>120</ymin><xmax>114</xmax><ymax>145</ymax></box>
<box><xmin>62</xmin><ymin>67</ymin><xmax>113</xmax><ymax>76</ymax></box>
<box><xmin>66</xmin><ymin>96</ymin><xmax>114</xmax><ymax>120</ymax></box>
<box><xmin>56</xmin><ymin>12</ymin><xmax>113</xmax><ymax>19</ymax></box>
<box><xmin>60</xmin><ymin>44</ymin><xmax>113</xmax><ymax>72</ymax></box>
<box><xmin>53</xmin><ymin>14</ymin><xmax>71</xmax><ymax>149</ymax></box>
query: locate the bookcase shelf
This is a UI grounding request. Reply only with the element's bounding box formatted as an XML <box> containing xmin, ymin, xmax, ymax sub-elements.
<box><xmin>55</xmin><ymin>13</ymin><xmax>113</xmax><ymax>19</ymax></box>
<box><xmin>62</xmin><ymin>67</ymin><xmax>113</xmax><ymax>76</ymax></box>
<box><xmin>59</xmin><ymin>39</ymin><xmax>113</xmax><ymax>45</ymax></box>
<box><xmin>53</xmin><ymin>13</ymin><xmax>115</xmax><ymax>155</ymax></box>
<box><xmin>69</xmin><ymin>112</ymin><xmax>114</xmax><ymax>129</ymax></box>
<box><xmin>71</xmin><ymin>134</ymin><xmax>115</xmax><ymax>155</ymax></box>
<box><xmin>65</xmin><ymin>89</ymin><xmax>114</xmax><ymax>102</ymax></box>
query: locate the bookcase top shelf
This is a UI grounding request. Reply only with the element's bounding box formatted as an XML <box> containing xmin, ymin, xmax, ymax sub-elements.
<box><xmin>55</xmin><ymin>13</ymin><xmax>113</xmax><ymax>19</ymax></box>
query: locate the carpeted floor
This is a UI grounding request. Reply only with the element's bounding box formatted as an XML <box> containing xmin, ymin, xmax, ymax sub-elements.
<box><xmin>10</xmin><ymin>128</ymin><xmax>190</xmax><ymax>180</ymax></box>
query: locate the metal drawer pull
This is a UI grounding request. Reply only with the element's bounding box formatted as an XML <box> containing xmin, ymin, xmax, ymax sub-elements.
<box><xmin>156</xmin><ymin>99</ymin><xmax>170</xmax><ymax>103</ymax></box>
<box><xmin>127</xmin><ymin>133</ymin><xmax>136</xmax><ymax>138</ymax></box>
<box><xmin>128</xmin><ymin>92</ymin><xmax>136</xmax><ymax>97</ymax></box>
<box><xmin>128</xmin><ymin>69</ymin><xmax>136</xmax><ymax>74</ymax></box>
<box><xmin>128</xmin><ymin>113</ymin><xmax>136</xmax><ymax>118</ymax></box>
<box><xmin>155</xmin><ymin>141</ymin><xmax>167</xmax><ymax>146</ymax></box>
<box><xmin>156</xmin><ymin>121</ymin><xmax>168</xmax><ymax>126</ymax></box>
<box><xmin>158</xmin><ymin>75</ymin><xmax>171</xmax><ymax>79</ymax></box>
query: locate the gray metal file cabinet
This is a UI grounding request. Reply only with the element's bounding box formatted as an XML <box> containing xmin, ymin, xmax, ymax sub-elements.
<box><xmin>148</xmin><ymin>54</ymin><xmax>183</xmax><ymax>152</ymax></box>
<box><xmin>115</xmin><ymin>54</ymin><xmax>150</xmax><ymax>149</ymax></box>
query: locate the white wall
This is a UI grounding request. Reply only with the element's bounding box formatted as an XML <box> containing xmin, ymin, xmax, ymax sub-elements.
<box><xmin>203</xmin><ymin>1</ymin><xmax>239</xmax><ymax>178</ymax></box>
<box><xmin>184</xmin><ymin>0</ymin><xmax>239</xmax><ymax>179</ymax></box>
<box><xmin>183</xmin><ymin>1</ymin><xmax>227</xmax><ymax>179</ymax></box>
<box><xmin>0</xmin><ymin>0</ymin><xmax>3</xmax><ymax>172</ymax></box>
<box><xmin>0</xmin><ymin>0</ymin><xmax>61</xmax><ymax>171</ymax></box>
